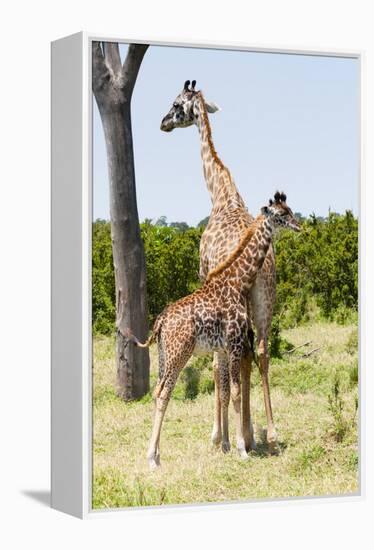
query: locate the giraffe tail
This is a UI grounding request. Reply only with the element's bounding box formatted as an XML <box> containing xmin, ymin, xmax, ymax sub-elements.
<box><xmin>120</xmin><ymin>327</ymin><xmax>154</xmax><ymax>348</ymax></box>
<box><xmin>120</xmin><ymin>312</ymin><xmax>166</xmax><ymax>348</ymax></box>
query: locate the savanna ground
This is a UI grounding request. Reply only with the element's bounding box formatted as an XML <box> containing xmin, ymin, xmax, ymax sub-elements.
<box><xmin>92</xmin><ymin>319</ymin><xmax>359</xmax><ymax>509</ymax></box>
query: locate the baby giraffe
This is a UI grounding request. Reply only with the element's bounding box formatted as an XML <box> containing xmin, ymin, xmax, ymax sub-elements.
<box><xmin>124</xmin><ymin>192</ymin><xmax>300</xmax><ymax>469</ymax></box>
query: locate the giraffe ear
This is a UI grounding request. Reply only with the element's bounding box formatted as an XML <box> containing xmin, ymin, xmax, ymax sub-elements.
<box><xmin>205</xmin><ymin>100</ymin><xmax>221</xmax><ymax>113</ymax></box>
<box><xmin>261</xmin><ymin>206</ymin><xmax>269</xmax><ymax>215</ymax></box>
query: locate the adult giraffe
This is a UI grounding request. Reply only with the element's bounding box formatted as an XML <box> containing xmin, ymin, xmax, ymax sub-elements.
<box><xmin>160</xmin><ymin>80</ymin><xmax>278</xmax><ymax>454</ymax></box>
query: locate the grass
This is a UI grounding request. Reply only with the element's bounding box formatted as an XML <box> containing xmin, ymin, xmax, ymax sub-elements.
<box><xmin>92</xmin><ymin>321</ymin><xmax>359</xmax><ymax>509</ymax></box>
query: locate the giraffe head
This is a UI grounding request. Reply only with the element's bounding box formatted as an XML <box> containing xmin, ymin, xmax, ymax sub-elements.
<box><xmin>261</xmin><ymin>192</ymin><xmax>301</xmax><ymax>232</ymax></box>
<box><xmin>160</xmin><ymin>80</ymin><xmax>220</xmax><ymax>132</ymax></box>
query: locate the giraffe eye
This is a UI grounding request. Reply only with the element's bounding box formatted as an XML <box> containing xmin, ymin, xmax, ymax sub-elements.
<box><xmin>173</xmin><ymin>102</ymin><xmax>179</xmax><ymax>108</ymax></box>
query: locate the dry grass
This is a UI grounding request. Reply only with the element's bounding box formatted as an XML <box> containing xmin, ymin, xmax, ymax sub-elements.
<box><xmin>92</xmin><ymin>321</ymin><xmax>359</xmax><ymax>509</ymax></box>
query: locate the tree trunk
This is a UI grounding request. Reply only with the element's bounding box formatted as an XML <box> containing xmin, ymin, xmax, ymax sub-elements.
<box><xmin>92</xmin><ymin>42</ymin><xmax>149</xmax><ymax>400</ymax></box>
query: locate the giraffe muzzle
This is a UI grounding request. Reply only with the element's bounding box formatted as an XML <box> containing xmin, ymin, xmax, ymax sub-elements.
<box><xmin>290</xmin><ymin>220</ymin><xmax>302</xmax><ymax>232</ymax></box>
<box><xmin>160</xmin><ymin>115</ymin><xmax>174</xmax><ymax>132</ymax></box>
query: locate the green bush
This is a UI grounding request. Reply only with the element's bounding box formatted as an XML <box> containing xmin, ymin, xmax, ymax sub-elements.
<box><xmin>274</xmin><ymin>210</ymin><xmax>358</xmax><ymax>322</ymax></box>
<box><xmin>92</xmin><ymin>220</ymin><xmax>115</xmax><ymax>335</ymax></box>
<box><xmin>182</xmin><ymin>365</ymin><xmax>201</xmax><ymax>400</ymax></box>
<box><xmin>140</xmin><ymin>221</ymin><xmax>202</xmax><ymax>324</ymax></box>
<box><xmin>92</xmin><ymin>220</ymin><xmax>202</xmax><ymax>333</ymax></box>
<box><xmin>346</xmin><ymin>328</ymin><xmax>359</xmax><ymax>353</ymax></box>
<box><xmin>92</xmin><ymin>211</ymin><xmax>358</xmax><ymax>335</ymax></box>
<box><xmin>190</xmin><ymin>355</ymin><xmax>215</xmax><ymax>395</ymax></box>
<box><xmin>349</xmin><ymin>363</ymin><xmax>359</xmax><ymax>387</ymax></box>
<box><xmin>269</xmin><ymin>315</ymin><xmax>294</xmax><ymax>358</ymax></box>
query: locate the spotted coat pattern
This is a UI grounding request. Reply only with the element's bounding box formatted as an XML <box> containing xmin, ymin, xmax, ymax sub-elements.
<box><xmin>127</xmin><ymin>197</ymin><xmax>300</xmax><ymax>468</ymax></box>
<box><xmin>160</xmin><ymin>82</ymin><xmax>278</xmax><ymax>453</ymax></box>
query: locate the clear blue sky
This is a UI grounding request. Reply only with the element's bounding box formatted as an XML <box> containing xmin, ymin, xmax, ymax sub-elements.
<box><xmin>93</xmin><ymin>44</ymin><xmax>359</xmax><ymax>225</ymax></box>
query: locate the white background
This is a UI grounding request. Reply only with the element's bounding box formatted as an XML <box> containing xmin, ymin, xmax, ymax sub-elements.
<box><xmin>1</xmin><ymin>1</ymin><xmax>373</xmax><ymax>548</ymax></box>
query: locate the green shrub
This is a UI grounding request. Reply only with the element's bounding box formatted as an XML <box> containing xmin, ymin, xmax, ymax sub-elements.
<box><xmin>194</xmin><ymin>356</ymin><xmax>215</xmax><ymax>395</ymax></box>
<box><xmin>297</xmin><ymin>445</ymin><xmax>326</xmax><ymax>469</ymax></box>
<box><xmin>140</xmin><ymin>222</ymin><xmax>202</xmax><ymax>324</ymax></box>
<box><xmin>199</xmin><ymin>375</ymin><xmax>215</xmax><ymax>395</ymax></box>
<box><xmin>269</xmin><ymin>315</ymin><xmax>293</xmax><ymax>358</ymax></box>
<box><xmin>346</xmin><ymin>328</ymin><xmax>359</xmax><ymax>352</ymax></box>
<box><xmin>182</xmin><ymin>365</ymin><xmax>201</xmax><ymax>400</ymax></box>
<box><xmin>92</xmin><ymin>212</ymin><xmax>358</xmax><ymax>335</ymax></box>
<box><xmin>92</xmin><ymin>220</ymin><xmax>115</xmax><ymax>335</ymax></box>
<box><xmin>327</xmin><ymin>373</ymin><xmax>358</xmax><ymax>443</ymax></box>
<box><xmin>274</xmin><ymin>211</ymin><xmax>358</xmax><ymax>322</ymax></box>
<box><xmin>349</xmin><ymin>363</ymin><xmax>358</xmax><ymax>387</ymax></box>
<box><xmin>327</xmin><ymin>375</ymin><xmax>346</xmax><ymax>442</ymax></box>
<box><xmin>333</xmin><ymin>305</ymin><xmax>358</xmax><ymax>325</ymax></box>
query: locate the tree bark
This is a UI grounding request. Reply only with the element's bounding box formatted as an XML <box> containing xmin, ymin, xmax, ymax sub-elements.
<box><xmin>92</xmin><ymin>42</ymin><xmax>150</xmax><ymax>400</ymax></box>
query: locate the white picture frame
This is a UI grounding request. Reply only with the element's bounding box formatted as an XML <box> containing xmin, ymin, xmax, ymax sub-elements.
<box><xmin>51</xmin><ymin>31</ymin><xmax>363</xmax><ymax>519</ymax></box>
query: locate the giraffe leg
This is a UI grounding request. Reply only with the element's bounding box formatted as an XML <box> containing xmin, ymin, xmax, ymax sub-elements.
<box><xmin>147</xmin><ymin>391</ymin><xmax>169</xmax><ymax>470</ymax></box>
<box><xmin>218</xmin><ymin>356</ymin><xmax>230</xmax><ymax>453</ymax></box>
<box><xmin>258</xmin><ymin>339</ymin><xmax>279</xmax><ymax>454</ymax></box>
<box><xmin>241</xmin><ymin>354</ymin><xmax>256</xmax><ymax>452</ymax></box>
<box><xmin>147</xmin><ymin>369</ymin><xmax>186</xmax><ymax>469</ymax></box>
<box><xmin>153</xmin><ymin>341</ymin><xmax>166</xmax><ymax>466</ymax></box>
<box><xmin>211</xmin><ymin>352</ymin><xmax>222</xmax><ymax>447</ymax></box>
<box><xmin>147</xmin><ymin>341</ymin><xmax>193</xmax><ymax>469</ymax></box>
<box><xmin>230</xmin><ymin>354</ymin><xmax>248</xmax><ymax>460</ymax></box>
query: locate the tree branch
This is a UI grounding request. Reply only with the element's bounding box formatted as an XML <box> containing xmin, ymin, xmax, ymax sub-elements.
<box><xmin>92</xmin><ymin>41</ymin><xmax>110</xmax><ymax>94</ymax></box>
<box><xmin>285</xmin><ymin>341</ymin><xmax>312</xmax><ymax>354</ymax></box>
<box><xmin>103</xmin><ymin>42</ymin><xmax>122</xmax><ymax>76</ymax></box>
<box><xmin>122</xmin><ymin>44</ymin><xmax>149</xmax><ymax>99</ymax></box>
<box><xmin>301</xmin><ymin>347</ymin><xmax>321</xmax><ymax>358</ymax></box>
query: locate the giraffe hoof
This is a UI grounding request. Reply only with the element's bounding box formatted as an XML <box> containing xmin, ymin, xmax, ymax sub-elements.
<box><xmin>211</xmin><ymin>431</ymin><xmax>222</xmax><ymax>447</ymax></box>
<box><xmin>268</xmin><ymin>441</ymin><xmax>280</xmax><ymax>455</ymax></box>
<box><xmin>221</xmin><ymin>441</ymin><xmax>231</xmax><ymax>454</ymax></box>
<box><xmin>245</xmin><ymin>437</ymin><xmax>257</xmax><ymax>453</ymax></box>
<box><xmin>239</xmin><ymin>449</ymin><xmax>249</xmax><ymax>461</ymax></box>
<box><xmin>148</xmin><ymin>455</ymin><xmax>161</xmax><ymax>470</ymax></box>
<box><xmin>267</xmin><ymin>435</ymin><xmax>280</xmax><ymax>455</ymax></box>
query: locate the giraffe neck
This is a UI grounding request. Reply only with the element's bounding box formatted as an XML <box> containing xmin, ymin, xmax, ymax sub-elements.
<box><xmin>195</xmin><ymin>93</ymin><xmax>245</xmax><ymax>212</ymax></box>
<box><xmin>222</xmin><ymin>215</ymin><xmax>273</xmax><ymax>291</ymax></box>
